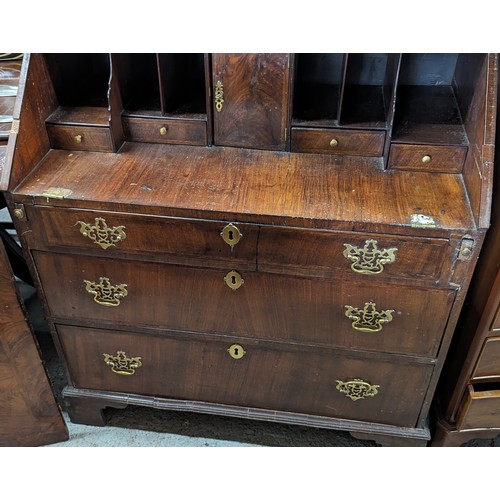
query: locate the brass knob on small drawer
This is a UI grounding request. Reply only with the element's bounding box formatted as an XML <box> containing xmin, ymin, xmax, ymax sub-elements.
<box><xmin>228</xmin><ymin>344</ymin><xmax>246</xmax><ymax>360</ymax></box>
<box><xmin>224</xmin><ymin>270</ymin><xmax>244</xmax><ymax>290</ymax></box>
<box><xmin>330</xmin><ymin>138</ymin><xmax>339</xmax><ymax>148</ymax></box>
<box><xmin>422</xmin><ymin>155</ymin><xmax>432</xmax><ymax>164</ymax></box>
<box><xmin>159</xmin><ymin>126</ymin><xmax>168</xmax><ymax>136</ymax></box>
<box><xmin>74</xmin><ymin>134</ymin><xmax>82</xmax><ymax>144</ymax></box>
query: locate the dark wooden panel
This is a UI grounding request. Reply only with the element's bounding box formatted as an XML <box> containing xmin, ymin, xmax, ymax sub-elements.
<box><xmin>0</xmin><ymin>242</ymin><xmax>67</xmax><ymax>446</ymax></box>
<box><xmin>212</xmin><ymin>54</ymin><xmax>290</xmax><ymax>150</ymax></box>
<box><xmin>57</xmin><ymin>324</ymin><xmax>433</xmax><ymax>428</ymax></box>
<box><xmin>291</xmin><ymin>127</ymin><xmax>385</xmax><ymax>156</ymax></box>
<box><xmin>35</xmin><ymin>252</ymin><xmax>455</xmax><ymax>357</ymax></box>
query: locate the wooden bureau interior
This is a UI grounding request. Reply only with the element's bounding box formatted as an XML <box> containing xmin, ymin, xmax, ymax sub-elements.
<box><xmin>1</xmin><ymin>53</ymin><xmax>497</xmax><ymax>446</ymax></box>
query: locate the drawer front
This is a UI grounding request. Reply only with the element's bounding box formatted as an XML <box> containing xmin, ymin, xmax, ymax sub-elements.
<box><xmin>472</xmin><ymin>337</ymin><xmax>500</xmax><ymax>382</ymax></box>
<box><xmin>26</xmin><ymin>206</ymin><xmax>257</xmax><ymax>268</ymax></box>
<box><xmin>57</xmin><ymin>324</ymin><xmax>433</xmax><ymax>427</ymax></box>
<box><xmin>291</xmin><ymin>127</ymin><xmax>385</xmax><ymax>156</ymax></box>
<box><xmin>388</xmin><ymin>144</ymin><xmax>467</xmax><ymax>173</ymax></box>
<box><xmin>457</xmin><ymin>385</ymin><xmax>500</xmax><ymax>430</ymax></box>
<box><xmin>258</xmin><ymin>226</ymin><xmax>452</xmax><ymax>282</ymax></box>
<box><xmin>35</xmin><ymin>252</ymin><xmax>455</xmax><ymax>357</ymax></box>
<box><xmin>46</xmin><ymin>124</ymin><xmax>114</xmax><ymax>152</ymax></box>
<box><xmin>122</xmin><ymin>116</ymin><xmax>207</xmax><ymax>146</ymax></box>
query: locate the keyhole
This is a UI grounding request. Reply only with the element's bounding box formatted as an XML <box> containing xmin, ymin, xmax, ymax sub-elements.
<box><xmin>228</xmin><ymin>343</ymin><xmax>245</xmax><ymax>359</ymax></box>
<box><xmin>231</xmin><ymin>275</ymin><xmax>237</xmax><ymax>285</ymax></box>
<box><xmin>228</xmin><ymin>230</ymin><xmax>234</xmax><ymax>240</ymax></box>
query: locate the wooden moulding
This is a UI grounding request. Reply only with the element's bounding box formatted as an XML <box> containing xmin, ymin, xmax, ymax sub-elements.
<box><xmin>62</xmin><ymin>386</ymin><xmax>431</xmax><ymax>446</ymax></box>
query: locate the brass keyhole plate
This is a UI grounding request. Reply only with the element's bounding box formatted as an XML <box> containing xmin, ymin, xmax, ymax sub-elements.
<box><xmin>228</xmin><ymin>344</ymin><xmax>246</xmax><ymax>359</ymax></box>
<box><xmin>220</xmin><ymin>223</ymin><xmax>242</xmax><ymax>249</ymax></box>
<box><xmin>224</xmin><ymin>270</ymin><xmax>244</xmax><ymax>290</ymax></box>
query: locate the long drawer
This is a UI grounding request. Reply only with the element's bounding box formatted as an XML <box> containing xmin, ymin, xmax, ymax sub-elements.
<box><xmin>35</xmin><ymin>252</ymin><xmax>455</xmax><ymax>357</ymax></box>
<box><xmin>25</xmin><ymin>206</ymin><xmax>258</xmax><ymax>269</ymax></box>
<box><xmin>56</xmin><ymin>324</ymin><xmax>433</xmax><ymax>428</ymax></box>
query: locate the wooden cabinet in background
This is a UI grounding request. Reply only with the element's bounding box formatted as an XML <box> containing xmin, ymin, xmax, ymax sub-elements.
<box><xmin>432</xmin><ymin>87</ymin><xmax>500</xmax><ymax>445</ymax></box>
<box><xmin>1</xmin><ymin>53</ymin><xmax>497</xmax><ymax>446</ymax></box>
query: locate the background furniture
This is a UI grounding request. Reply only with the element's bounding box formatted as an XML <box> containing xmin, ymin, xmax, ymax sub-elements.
<box><xmin>2</xmin><ymin>53</ymin><xmax>497</xmax><ymax>446</ymax></box>
<box><xmin>433</xmin><ymin>77</ymin><xmax>500</xmax><ymax>445</ymax></box>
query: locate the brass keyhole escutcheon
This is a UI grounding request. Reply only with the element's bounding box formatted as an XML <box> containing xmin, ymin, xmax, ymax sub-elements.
<box><xmin>215</xmin><ymin>80</ymin><xmax>224</xmax><ymax>112</ymax></box>
<box><xmin>224</xmin><ymin>270</ymin><xmax>244</xmax><ymax>290</ymax></box>
<box><xmin>160</xmin><ymin>126</ymin><xmax>168</xmax><ymax>136</ymax></box>
<box><xmin>422</xmin><ymin>155</ymin><xmax>432</xmax><ymax>164</ymax></box>
<box><xmin>228</xmin><ymin>344</ymin><xmax>246</xmax><ymax>360</ymax></box>
<box><xmin>220</xmin><ymin>223</ymin><xmax>242</xmax><ymax>249</ymax></box>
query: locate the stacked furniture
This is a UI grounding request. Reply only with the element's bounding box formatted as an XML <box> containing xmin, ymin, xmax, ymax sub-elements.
<box><xmin>1</xmin><ymin>53</ymin><xmax>497</xmax><ymax>446</ymax></box>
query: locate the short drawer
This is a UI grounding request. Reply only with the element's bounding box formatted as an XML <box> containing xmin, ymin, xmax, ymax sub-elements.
<box><xmin>258</xmin><ymin>226</ymin><xmax>453</xmax><ymax>283</ymax></box>
<box><xmin>57</xmin><ymin>324</ymin><xmax>433</xmax><ymax>428</ymax></box>
<box><xmin>472</xmin><ymin>337</ymin><xmax>500</xmax><ymax>382</ymax></box>
<box><xmin>46</xmin><ymin>123</ymin><xmax>114</xmax><ymax>152</ymax></box>
<box><xmin>457</xmin><ymin>384</ymin><xmax>500</xmax><ymax>430</ymax></box>
<box><xmin>291</xmin><ymin>127</ymin><xmax>385</xmax><ymax>156</ymax></box>
<box><xmin>35</xmin><ymin>252</ymin><xmax>455</xmax><ymax>357</ymax></box>
<box><xmin>25</xmin><ymin>206</ymin><xmax>257</xmax><ymax>268</ymax></box>
<box><xmin>388</xmin><ymin>143</ymin><xmax>467</xmax><ymax>173</ymax></box>
<box><xmin>122</xmin><ymin>116</ymin><xmax>207</xmax><ymax>146</ymax></box>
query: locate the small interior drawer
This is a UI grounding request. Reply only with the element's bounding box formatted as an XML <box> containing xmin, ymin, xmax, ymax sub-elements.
<box><xmin>472</xmin><ymin>337</ymin><xmax>500</xmax><ymax>382</ymax></box>
<box><xmin>46</xmin><ymin>123</ymin><xmax>114</xmax><ymax>152</ymax></box>
<box><xmin>122</xmin><ymin>116</ymin><xmax>207</xmax><ymax>146</ymax></box>
<box><xmin>388</xmin><ymin>143</ymin><xmax>467</xmax><ymax>173</ymax></box>
<box><xmin>457</xmin><ymin>384</ymin><xmax>500</xmax><ymax>431</ymax></box>
<box><xmin>290</xmin><ymin>127</ymin><xmax>385</xmax><ymax>156</ymax></box>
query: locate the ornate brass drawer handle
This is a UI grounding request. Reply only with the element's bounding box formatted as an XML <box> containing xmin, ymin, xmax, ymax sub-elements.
<box><xmin>336</xmin><ymin>378</ymin><xmax>380</xmax><ymax>401</ymax></box>
<box><xmin>215</xmin><ymin>80</ymin><xmax>224</xmax><ymax>112</ymax></box>
<box><xmin>345</xmin><ymin>302</ymin><xmax>394</xmax><ymax>332</ymax></box>
<box><xmin>76</xmin><ymin>217</ymin><xmax>126</xmax><ymax>250</ymax></box>
<box><xmin>224</xmin><ymin>270</ymin><xmax>244</xmax><ymax>290</ymax></box>
<box><xmin>220</xmin><ymin>223</ymin><xmax>242</xmax><ymax>249</ymax></box>
<box><xmin>103</xmin><ymin>350</ymin><xmax>142</xmax><ymax>375</ymax></box>
<box><xmin>84</xmin><ymin>277</ymin><xmax>128</xmax><ymax>307</ymax></box>
<box><xmin>343</xmin><ymin>239</ymin><xmax>397</xmax><ymax>275</ymax></box>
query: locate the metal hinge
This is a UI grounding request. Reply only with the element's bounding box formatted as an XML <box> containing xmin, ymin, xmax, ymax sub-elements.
<box><xmin>458</xmin><ymin>238</ymin><xmax>475</xmax><ymax>261</ymax></box>
<box><xmin>40</xmin><ymin>187</ymin><xmax>73</xmax><ymax>199</ymax></box>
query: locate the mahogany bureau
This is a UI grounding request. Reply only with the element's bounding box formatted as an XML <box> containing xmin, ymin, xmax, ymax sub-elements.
<box><xmin>1</xmin><ymin>53</ymin><xmax>497</xmax><ymax>446</ymax></box>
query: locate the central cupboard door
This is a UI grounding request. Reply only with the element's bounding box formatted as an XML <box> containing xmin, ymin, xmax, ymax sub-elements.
<box><xmin>212</xmin><ymin>54</ymin><xmax>291</xmax><ymax>150</ymax></box>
